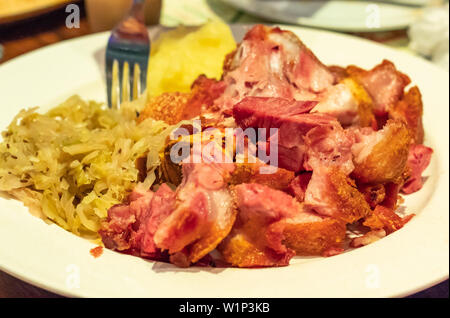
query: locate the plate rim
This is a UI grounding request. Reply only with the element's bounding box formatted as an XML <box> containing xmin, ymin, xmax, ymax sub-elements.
<box><xmin>220</xmin><ymin>0</ymin><xmax>423</xmax><ymax>33</ymax></box>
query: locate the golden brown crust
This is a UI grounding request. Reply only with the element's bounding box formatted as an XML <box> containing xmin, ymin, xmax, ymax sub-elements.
<box><xmin>187</xmin><ymin>210</ymin><xmax>238</xmax><ymax>263</ymax></box>
<box><xmin>341</xmin><ymin>77</ymin><xmax>375</xmax><ymax>128</ymax></box>
<box><xmin>138</xmin><ymin>92</ymin><xmax>190</xmax><ymax>125</ymax></box>
<box><xmin>229</xmin><ymin>163</ymin><xmax>295</xmax><ymax>190</ymax></box>
<box><xmin>218</xmin><ymin>221</ymin><xmax>294</xmax><ymax>268</ymax></box>
<box><xmin>218</xmin><ymin>185</ymin><xmax>296</xmax><ymax>268</ymax></box>
<box><xmin>283</xmin><ymin>218</ymin><xmax>346</xmax><ymax>256</ymax></box>
<box><xmin>352</xmin><ymin>120</ymin><xmax>411</xmax><ymax>184</ymax></box>
<box><xmin>323</xmin><ymin>167</ymin><xmax>372</xmax><ymax>224</ymax></box>
<box><xmin>219</xmin><ymin>232</ymin><xmax>279</xmax><ymax>268</ymax></box>
<box><xmin>389</xmin><ymin>86</ymin><xmax>424</xmax><ymax>144</ymax></box>
<box><xmin>138</xmin><ymin>75</ymin><xmax>225</xmax><ymax>124</ymax></box>
<box><xmin>362</xmin><ymin>205</ymin><xmax>414</xmax><ymax>235</ymax></box>
<box><xmin>358</xmin><ymin>183</ymin><xmax>386</xmax><ymax>209</ymax></box>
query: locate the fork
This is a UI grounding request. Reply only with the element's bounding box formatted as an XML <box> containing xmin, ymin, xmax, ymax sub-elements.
<box><xmin>106</xmin><ymin>0</ymin><xmax>150</xmax><ymax>109</ymax></box>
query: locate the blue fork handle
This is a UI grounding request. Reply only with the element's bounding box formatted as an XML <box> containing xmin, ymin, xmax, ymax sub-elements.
<box><xmin>106</xmin><ymin>0</ymin><xmax>150</xmax><ymax>108</ymax></box>
<box><xmin>130</xmin><ymin>0</ymin><xmax>146</xmax><ymax>23</ymax></box>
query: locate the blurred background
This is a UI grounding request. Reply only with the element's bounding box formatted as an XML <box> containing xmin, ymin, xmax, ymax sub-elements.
<box><xmin>0</xmin><ymin>0</ymin><xmax>448</xmax><ymax>298</ymax></box>
<box><xmin>0</xmin><ymin>0</ymin><xmax>448</xmax><ymax>69</ymax></box>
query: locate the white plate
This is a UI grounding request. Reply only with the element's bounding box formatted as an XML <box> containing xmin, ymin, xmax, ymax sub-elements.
<box><xmin>0</xmin><ymin>25</ymin><xmax>448</xmax><ymax>298</ymax></box>
<box><xmin>221</xmin><ymin>0</ymin><xmax>424</xmax><ymax>32</ymax></box>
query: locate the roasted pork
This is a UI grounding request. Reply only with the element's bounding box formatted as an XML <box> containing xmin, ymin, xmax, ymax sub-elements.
<box><xmin>101</xmin><ymin>24</ymin><xmax>433</xmax><ymax>268</ymax></box>
<box><xmin>346</xmin><ymin>60</ymin><xmax>411</xmax><ymax>117</ymax></box>
<box><xmin>219</xmin><ymin>183</ymin><xmax>346</xmax><ymax>267</ymax></box>
<box><xmin>402</xmin><ymin>144</ymin><xmax>433</xmax><ymax>194</ymax></box>
<box><xmin>215</xmin><ymin>25</ymin><xmax>333</xmax><ymax>114</ymax></box>
<box><xmin>153</xmin><ymin>147</ymin><xmax>237</xmax><ymax>267</ymax></box>
<box><xmin>351</xmin><ymin>120</ymin><xmax>411</xmax><ymax>184</ymax></box>
<box><xmin>304</xmin><ymin>166</ymin><xmax>371</xmax><ymax>224</ymax></box>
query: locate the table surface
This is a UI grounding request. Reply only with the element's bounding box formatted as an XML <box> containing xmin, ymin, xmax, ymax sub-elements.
<box><xmin>0</xmin><ymin>0</ymin><xmax>448</xmax><ymax>298</ymax></box>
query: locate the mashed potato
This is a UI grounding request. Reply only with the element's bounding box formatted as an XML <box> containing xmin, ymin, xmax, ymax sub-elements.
<box><xmin>146</xmin><ymin>20</ymin><xmax>236</xmax><ymax>97</ymax></box>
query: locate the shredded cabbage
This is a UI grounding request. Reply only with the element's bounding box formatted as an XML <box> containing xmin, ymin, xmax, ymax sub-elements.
<box><xmin>0</xmin><ymin>95</ymin><xmax>179</xmax><ymax>240</ymax></box>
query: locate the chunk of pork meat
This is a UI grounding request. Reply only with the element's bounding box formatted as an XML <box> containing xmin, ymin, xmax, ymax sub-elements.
<box><xmin>153</xmin><ymin>151</ymin><xmax>237</xmax><ymax>267</ymax></box>
<box><xmin>402</xmin><ymin>144</ymin><xmax>433</xmax><ymax>194</ymax></box>
<box><xmin>100</xmin><ymin>203</ymin><xmax>137</xmax><ymax>252</ymax></box>
<box><xmin>311</xmin><ymin>78</ymin><xmax>375</xmax><ymax>127</ymax></box>
<box><xmin>346</xmin><ymin>60</ymin><xmax>410</xmax><ymax>117</ymax></box>
<box><xmin>131</xmin><ymin>185</ymin><xmax>177</xmax><ymax>258</ymax></box>
<box><xmin>99</xmin><ymin>184</ymin><xmax>176</xmax><ymax>260</ymax></box>
<box><xmin>351</xmin><ymin>120</ymin><xmax>411</xmax><ymax>184</ymax></box>
<box><xmin>286</xmin><ymin>172</ymin><xmax>312</xmax><ymax>202</ymax></box>
<box><xmin>218</xmin><ymin>183</ymin><xmax>345</xmax><ymax>267</ymax></box>
<box><xmin>283</xmin><ymin>210</ymin><xmax>346</xmax><ymax>257</ymax></box>
<box><xmin>138</xmin><ymin>75</ymin><xmax>226</xmax><ymax>124</ymax></box>
<box><xmin>181</xmin><ymin>75</ymin><xmax>227</xmax><ymax>120</ymax></box>
<box><xmin>303</xmin><ymin>124</ymin><xmax>356</xmax><ymax>175</ymax></box>
<box><xmin>218</xmin><ymin>183</ymin><xmax>296</xmax><ymax>267</ymax></box>
<box><xmin>311</xmin><ymin>83</ymin><xmax>358</xmax><ymax>126</ymax></box>
<box><xmin>266</xmin><ymin>27</ymin><xmax>334</xmax><ymax>93</ymax></box>
<box><xmin>233</xmin><ymin>96</ymin><xmax>340</xmax><ymax>172</ymax></box>
<box><xmin>216</xmin><ymin>24</ymin><xmax>333</xmax><ymax>114</ymax></box>
<box><xmin>304</xmin><ymin>166</ymin><xmax>371</xmax><ymax>224</ymax></box>
<box><xmin>230</xmin><ymin>161</ymin><xmax>295</xmax><ymax>191</ymax></box>
<box><xmin>389</xmin><ymin>86</ymin><xmax>424</xmax><ymax>144</ymax></box>
<box><xmin>233</xmin><ymin>97</ymin><xmax>361</xmax><ymax>175</ymax></box>
<box><xmin>232</xmin><ymin>97</ymin><xmax>318</xmax><ymax>128</ymax></box>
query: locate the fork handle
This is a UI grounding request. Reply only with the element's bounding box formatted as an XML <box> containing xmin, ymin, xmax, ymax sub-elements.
<box><xmin>129</xmin><ymin>0</ymin><xmax>146</xmax><ymax>23</ymax></box>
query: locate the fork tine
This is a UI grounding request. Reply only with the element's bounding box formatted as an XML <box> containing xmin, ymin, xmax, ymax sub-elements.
<box><xmin>122</xmin><ymin>61</ymin><xmax>131</xmax><ymax>103</ymax></box>
<box><xmin>111</xmin><ymin>59</ymin><xmax>120</xmax><ymax>110</ymax></box>
<box><xmin>139</xmin><ymin>61</ymin><xmax>148</xmax><ymax>97</ymax></box>
<box><xmin>133</xmin><ymin>63</ymin><xmax>141</xmax><ymax>101</ymax></box>
<box><xmin>106</xmin><ymin>57</ymin><xmax>113</xmax><ymax>108</ymax></box>
<box><xmin>108</xmin><ymin>58</ymin><xmax>147</xmax><ymax>108</ymax></box>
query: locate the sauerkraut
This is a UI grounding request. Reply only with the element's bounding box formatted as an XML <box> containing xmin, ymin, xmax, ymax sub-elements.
<box><xmin>0</xmin><ymin>95</ymin><xmax>181</xmax><ymax>240</ymax></box>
